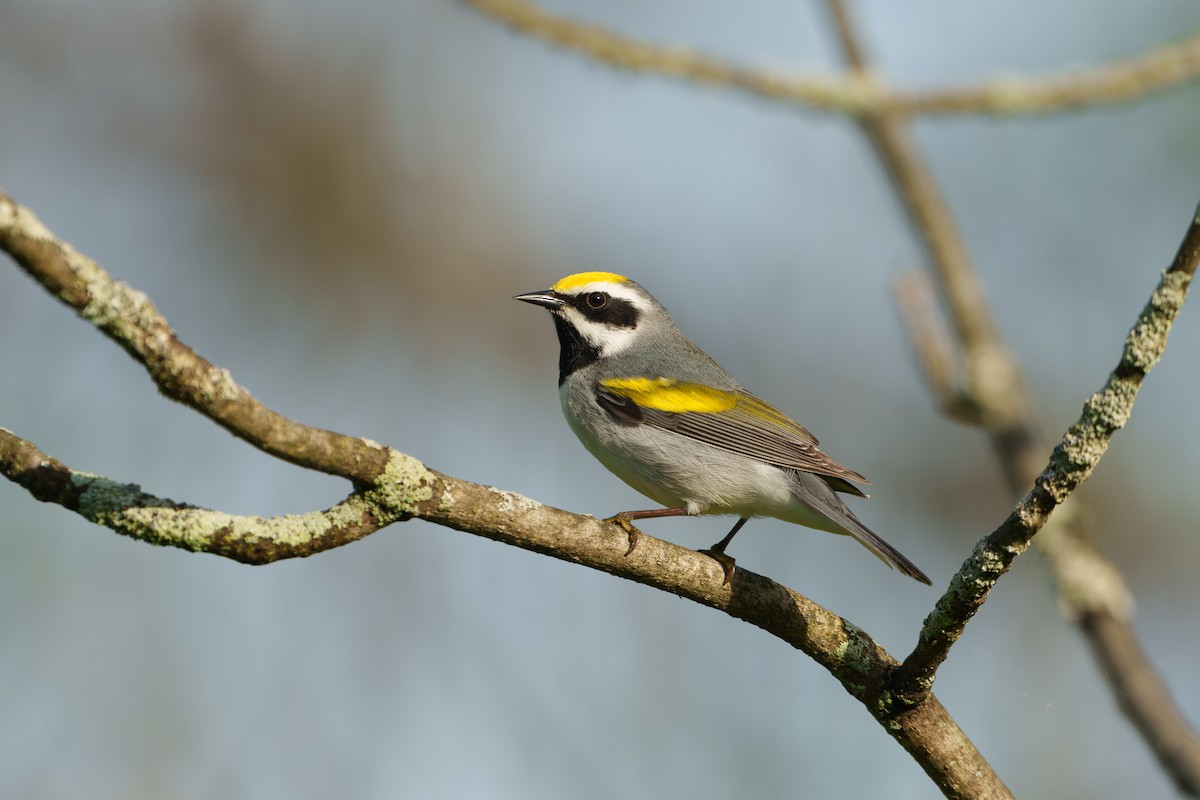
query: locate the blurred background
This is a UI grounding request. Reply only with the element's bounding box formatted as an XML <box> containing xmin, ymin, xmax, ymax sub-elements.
<box><xmin>2</xmin><ymin>0</ymin><xmax>1199</xmax><ymax>797</ymax></box>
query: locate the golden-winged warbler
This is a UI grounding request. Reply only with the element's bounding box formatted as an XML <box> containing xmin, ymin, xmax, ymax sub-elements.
<box><xmin>516</xmin><ymin>271</ymin><xmax>930</xmax><ymax>586</ymax></box>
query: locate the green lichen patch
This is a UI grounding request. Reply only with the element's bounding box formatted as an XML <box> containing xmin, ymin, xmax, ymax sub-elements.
<box><xmin>436</xmin><ymin>486</ymin><xmax>456</xmax><ymax>513</ymax></box>
<box><xmin>75</xmin><ymin>258</ymin><xmax>165</xmax><ymax>348</ymax></box>
<box><xmin>487</xmin><ymin>487</ymin><xmax>541</xmax><ymax>516</ymax></box>
<box><xmin>103</xmin><ymin>500</ymin><xmax>371</xmax><ymax>555</ymax></box>
<box><xmin>4</xmin><ymin>197</ymin><xmax>56</xmax><ymax>242</ymax></box>
<box><xmin>108</xmin><ymin>506</ymin><xmax>239</xmax><ymax>551</ymax></box>
<box><xmin>365</xmin><ymin>449</ymin><xmax>437</xmax><ymax>517</ymax></box>
<box><xmin>1123</xmin><ymin>270</ymin><xmax>1192</xmax><ymax>371</ymax></box>
<box><xmin>71</xmin><ymin>467</ymin><xmax>377</xmax><ymax>556</ymax></box>
<box><xmin>203</xmin><ymin>366</ymin><xmax>243</xmax><ymax>403</ymax></box>
<box><xmin>833</xmin><ymin>622</ymin><xmax>883</xmax><ymax>698</ymax></box>
<box><xmin>72</xmin><ymin>471</ymin><xmax>155</xmax><ymax>520</ymax></box>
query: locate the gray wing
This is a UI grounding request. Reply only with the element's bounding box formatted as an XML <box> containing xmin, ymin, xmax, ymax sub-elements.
<box><xmin>595</xmin><ymin>386</ymin><xmax>871</xmax><ymax>496</ymax></box>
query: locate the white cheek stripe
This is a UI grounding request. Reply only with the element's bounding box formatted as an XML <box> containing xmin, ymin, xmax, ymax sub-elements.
<box><xmin>559</xmin><ymin>306</ymin><xmax>639</xmax><ymax>356</ymax></box>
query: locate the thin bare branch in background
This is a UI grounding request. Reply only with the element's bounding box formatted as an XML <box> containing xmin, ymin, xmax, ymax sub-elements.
<box><xmin>894</xmin><ymin>271</ymin><xmax>975</xmax><ymax>424</ymax></box>
<box><xmin>460</xmin><ymin>0</ymin><xmax>1200</xmax><ymax>117</ymax></box>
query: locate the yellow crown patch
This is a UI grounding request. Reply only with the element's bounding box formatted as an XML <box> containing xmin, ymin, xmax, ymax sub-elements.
<box><xmin>551</xmin><ymin>272</ymin><xmax>629</xmax><ymax>292</ymax></box>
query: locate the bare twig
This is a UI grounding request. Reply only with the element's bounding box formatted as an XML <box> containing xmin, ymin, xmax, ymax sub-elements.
<box><xmin>893</xmin><ymin>271</ymin><xmax>977</xmax><ymax>424</ymax></box>
<box><xmin>912</xmin><ymin>42</ymin><xmax>1200</xmax><ymax>115</ymax></box>
<box><xmin>460</xmin><ymin>0</ymin><xmax>1200</xmax><ymax>117</ymax></box>
<box><xmin>1035</xmin><ymin>500</ymin><xmax>1134</xmax><ymax>622</ymax></box>
<box><xmin>0</xmin><ymin>188</ymin><xmax>1007</xmax><ymax>799</ymax></box>
<box><xmin>1081</xmin><ymin>611</ymin><xmax>1200</xmax><ymax>788</ymax></box>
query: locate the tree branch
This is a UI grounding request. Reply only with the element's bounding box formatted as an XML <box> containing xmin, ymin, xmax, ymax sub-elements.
<box><xmin>0</xmin><ymin>427</ymin><xmax>404</xmax><ymax>562</ymax></box>
<box><xmin>893</xmin><ymin>233</ymin><xmax>1196</xmax><ymax>692</ymax></box>
<box><xmin>0</xmin><ymin>435</ymin><xmax>1008</xmax><ymax>798</ymax></box>
<box><xmin>460</xmin><ymin>0</ymin><xmax>1200</xmax><ymax>117</ymax></box>
<box><xmin>0</xmin><ymin>188</ymin><xmax>1008</xmax><ymax>799</ymax></box>
<box><xmin>0</xmin><ymin>191</ymin><xmax>390</xmax><ymax>486</ymax></box>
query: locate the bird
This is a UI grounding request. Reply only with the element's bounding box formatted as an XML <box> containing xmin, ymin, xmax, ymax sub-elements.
<box><xmin>515</xmin><ymin>271</ymin><xmax>931</xmax><ymax>586</ymax></box>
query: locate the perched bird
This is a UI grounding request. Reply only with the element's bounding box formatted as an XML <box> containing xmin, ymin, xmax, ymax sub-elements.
<box><xmin>516</xmin><ymin>272</ymin><xmax>930</xmax><ymax>586</ymax></box>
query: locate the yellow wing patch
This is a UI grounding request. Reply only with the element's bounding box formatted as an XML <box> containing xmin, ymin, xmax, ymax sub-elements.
<box><xmin>601</xmin><ymin>378</ymin><xmax>817</xmax><ymax>438</ymax></box>
<box><xmin>551</xmin><ymin>272</ymin><xmax>629</xmax><ymax>292</ymax></box>
<box><xmin>600</xmin><ymin>377</ymin><xmax>738</xmax><ymax>414</ymax></box>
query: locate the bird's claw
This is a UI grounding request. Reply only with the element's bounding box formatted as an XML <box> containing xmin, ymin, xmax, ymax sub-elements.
<box><xmin>603</xmin><ymin>514</ymin><xmax>642</xmax><ymax>556</ymax></box>
<box><xmin>699</xmin><ymin>548</ymin><xmax>736</xmax><ymax>586</ymax></box>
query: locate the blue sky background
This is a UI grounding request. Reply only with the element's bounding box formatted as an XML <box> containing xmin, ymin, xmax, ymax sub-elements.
<box><xmin>2</xmin><ymin>1</ymin><xmax>1199</xmax><ymax>798</ymax></box>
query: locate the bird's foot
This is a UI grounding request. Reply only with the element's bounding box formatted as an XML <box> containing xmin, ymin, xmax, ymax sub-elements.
<box><xmin>603</xmin><ymin>514</ymin><xmax>642</xmax><ymax>556</ymax></box>
<box><xmin>698</xmin><ymin>547</ymin><xmax>736</xmax><ymax>586</ymax></box>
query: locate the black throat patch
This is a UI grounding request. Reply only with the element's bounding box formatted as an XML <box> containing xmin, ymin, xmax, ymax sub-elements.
<box><xmin>553</xmin><ymin>314</ymin><xmax>601</xmax><ymax>384</ymax></box>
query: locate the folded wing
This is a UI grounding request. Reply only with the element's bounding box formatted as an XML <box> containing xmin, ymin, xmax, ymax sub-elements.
<box><xmin>596</xmin><ymin>378</ymin><xmax>870</xmax><ymax>495</ymax></box>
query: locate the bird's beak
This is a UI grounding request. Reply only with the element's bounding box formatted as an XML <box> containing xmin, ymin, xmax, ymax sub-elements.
<box><xmin>514</xmin><ymin>290</ymin><xmax>565</xmax><ymax>310</ymax></box>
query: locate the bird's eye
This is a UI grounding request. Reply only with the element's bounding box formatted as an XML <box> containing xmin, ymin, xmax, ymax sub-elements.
<box><xmin>586</xmin><ymin>292</ymin><xmax>608</xmax><ymax>309</ymax></box>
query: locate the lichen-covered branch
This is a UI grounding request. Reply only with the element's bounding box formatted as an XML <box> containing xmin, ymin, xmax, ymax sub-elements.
<box><xmin>1</xmin><ymin>423</ymin><xmax>1004</xmax><ymax>799</ymax></box>
<box><xmin>460</xmin><ymin>0</ymin><xmax>1200</xmax><ymax>118</ymax></box>
<box><xmin>0</xmin><ymin>427</ymin><xmax>413</xmax><ymax>562</ymax></box>
<box><xmin>0</xmin><ymin>190</ymin><xmax>390</xmax><ymax>485</ymax></box>
<box><xmin>892</xmin><ymin>209</ymin><xmax>1200</xmax><ymax>750</ymax></box>
<box><xmin>0</xmin><ymin>188</ymin><xmax>1005</xmax><ymax>798</ymax></box>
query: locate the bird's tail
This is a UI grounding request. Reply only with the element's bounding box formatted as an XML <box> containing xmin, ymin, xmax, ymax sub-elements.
<box><xmin>789</xmin><ymin>472</ymin><xmax>932</xmax><ymax>585</ymax></box>
<box><xmin>834</xmin><ymin>510</ymin><xmax>932</xmax><ymax>585</ymax></box>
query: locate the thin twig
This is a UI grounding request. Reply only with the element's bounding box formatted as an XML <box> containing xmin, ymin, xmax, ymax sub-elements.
<box><xmin>1081</xmin><ymin>610</ymin><xmax>1200</xmax><ymax>788</ymax></box>
<box><xmin>894</xmin><ymin>271</ymin><xmax>976</xmax><ymax>424</ymax></box>
<box><xmin>461</xmin><ymin>0</ymin><xmax>1200</xmax><ymax>118</ymax></box>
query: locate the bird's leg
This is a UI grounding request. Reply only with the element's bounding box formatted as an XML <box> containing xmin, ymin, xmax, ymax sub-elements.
<box><xmin>700</xmin><ymin>517</ymin><xmax>749</xmax><ymax>585</ymax></box>
<box><xmin>603</xmin><ymin>507</ymin><xmax>689</xmax><ymax>556</ymax></box>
